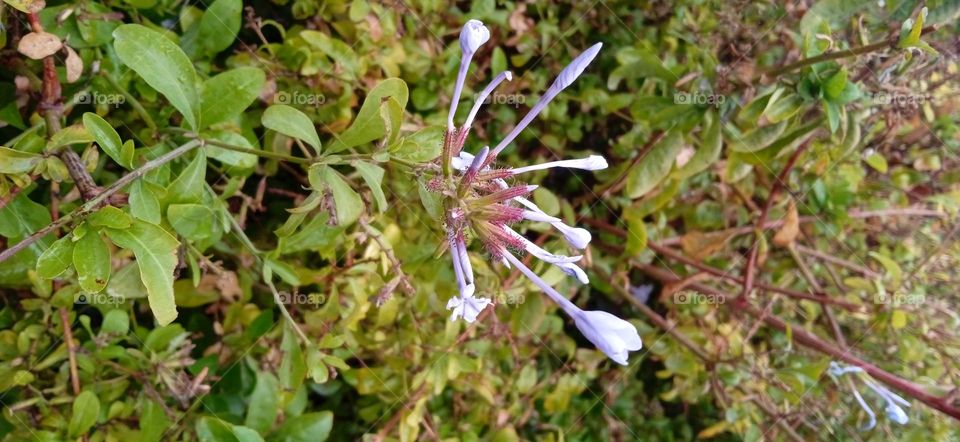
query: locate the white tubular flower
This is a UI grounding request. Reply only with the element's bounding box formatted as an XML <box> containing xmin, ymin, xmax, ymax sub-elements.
<box><xmin>464</xmin><ymin>71</ymin><xmax>513</xmax><ymax>129</ymax></box>
<box><xmin>502</xmin><ymin>251</ymin><xmax>641</xmax><ymax>365</ymax></box>
<box><xmin>828</xmin><ymin>361</ymin><xmax>911</xmax><ymax>429</ymax></box>
<box><xmin>437</xmin><ymin>25</ymin><xmax>621</xmax><ymax>361</ymax></box>
<box><xmin>449</xmin><ymin>229</ymin><xmax>467</xmax><ymax>291</ymax></box>
<box><xmin>456</xmin><ymin>237</ymin><xmax>474</xmax><ymax>285</ymax></box>
<box><xmin>521</xmin><ymin>210</ymin><xmax>560</xmax><ymax>223</ymax></box>
<box><xmin>556</xmin><ymin>261</ymin><xmax>590</xmax><ymax>284</ymax></box>
<box><xmin>448</xmin><ymin>20</ymin><xmax>490</xmax><ymax>130</ymax></box>
<box><xmin>459</xmin><ymin>19</ymin><xmax>490</xmax><ymax>54</ymax></box>
<box><xmin>885</xmin><ymin>403</ymin><xmax>909</xmax><ymax>425</ymax></box>
<box><xmin>446</xmin><ymin>284</ymin><xmax>491</xmax><ymax>323</ymax></box>
<box><xmin>510</xmin><ymin>155</ymin><xmax>608</xmax><ymax>175</ymax></box>
<box><xmin>513</xmin><ymin>195</ymin><xmax>593</xmax><ymax>249</ymax></box>
<box><xmin>572</xmin><ymin>310</ymin><xmax>643</xmax><ymax>365</ymax></box>
<box><xmin>851</xmin><ymin>388</ymin><xmax>878</xmax><ymax>431</ymax></box>
<box><xmin>491</xmin><ymin>43</ymin><xmax>603</xmax><ymax>157</ymax></box>
<box><xmin>502</xmin><ymin>226</ymin><xmax>581</xmax><ymax>264</ymax></box>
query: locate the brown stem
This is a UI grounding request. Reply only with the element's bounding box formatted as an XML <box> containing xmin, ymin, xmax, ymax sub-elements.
<box><xmin>579</xmin><ymin>217</ymin><xmax>862</xmax><ymax>311</ymax></box>
<box><xmin>794</xmin><ymin>244</ymin><xmax>881</xmax><ymax>279</ymax></box>
<box><xmin>27</xmin><ymin>12</ymin><xmax>103</xmax><ymax>203</ymax></box>
<box><xmin>656</xmin><ymin>207</ymin><xmax>945</xmax><ymax>246</ymax></box>
<box><xmin>740</xmin><ymin>140</ymin><xmax>812</xmax><ymax>300</ymax></box>
<box><xmin>58</xmin><ymin>308</ymin><xmax>81</xmax><ymax>395</ymax></box>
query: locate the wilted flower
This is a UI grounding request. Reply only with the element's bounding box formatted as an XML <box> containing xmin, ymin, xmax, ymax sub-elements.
<box><xmin>436</xmin><ymin>19</ymin><xmax>641</xmax><ymax>365</ymax></box>
<box><xmin>828</xmin><ymin>361</ymin><xmax>911</xmax><ymax>430</ymax></box>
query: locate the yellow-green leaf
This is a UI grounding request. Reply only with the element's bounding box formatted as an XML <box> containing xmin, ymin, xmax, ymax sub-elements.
<box><xmin>105</xmin><ymin>220</ymin><xmax>180</xmax><ymax>325</ymax></box>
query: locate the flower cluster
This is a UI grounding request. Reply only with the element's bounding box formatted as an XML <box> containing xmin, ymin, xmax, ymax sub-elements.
<box><xmin>828</xmin><ymin>361</ymin><xmax>911</xmax><ymax>430</ymax></box>
<box><xmin>437</xmin><ymin>19</ymin><xmax>642</xmax><ymax>365</ymax></box>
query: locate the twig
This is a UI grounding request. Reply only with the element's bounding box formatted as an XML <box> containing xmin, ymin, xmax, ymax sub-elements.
<box><xmin>656</xmin><ymin>207</ymin><xmax>946</xmax><ymax>246</ymax></box>
<box><xmin>0</xmin><ymin>140</ymin><xmax>203</xmax><ymax>264</ymax></box>
<box><xmin>788</xmin><ymin>246</ymin><xmax>847</xmax><ymax>348</ymax></box>
<box><xmin>58</xmin><ymin>308</ymin><xmax>81</xmax><ymax>395</ymax></box>
<box><xmin>600</xmin><ymin>268</ymin><xmax>712</xmax><ymax>361</ymax></box>
<box><xmin>0</xmin><ymin>179</ymin><xmax>32</xmax><ymax>211</ymax></box>
<box><xmin>27</xmin><ymin>12</ymin><xmax>102</xmax><ymax>202</ymax></box>
<box><xmin>758</xmin><ymin>26</ymin><xmax>938</xmax><ymax>80</ymax></box>
<box><xmin>740</xmin><ymin>141</ymin><xmax>812</xmax><ymax>300</ymax></box>
<box><xmin>359</xmin><ymin>217</ymin><xmax>415</xmax><ymax>305</ymax></box>
<box><xmin>578</xmin><ymin>218</ymin><xmax>863</xmax><ymax>311</ymax></box>
<box><xmin>794</xmin><ymin>244</ymin><xmax>881</xmax><ymax>279</ymax></box>
<box><xmin>637</xmin><ymin>264</ymin><xmax>960</xmax><ymax>421</ymax></box>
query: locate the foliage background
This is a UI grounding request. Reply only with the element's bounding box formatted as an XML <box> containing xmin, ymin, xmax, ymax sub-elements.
<box><xmin>1</xmin><ymin>0</ymin><xmax>959</xmax><ymax>440</ymax></box>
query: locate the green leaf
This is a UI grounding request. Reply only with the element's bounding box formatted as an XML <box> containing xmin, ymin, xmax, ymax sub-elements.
<box><xmin>37</xmin><ymin>236</ymin><xmax>75</xmax><ymax>279</ymax></box>
<box><xmin>869</xmin><ymin>251</ymin><xmax>903</xmax><ymax>286</ymax></box>
<box><xmin>380</xmin><ymin>97</ymin><xmax>403</xmax><ymax>147</ymax></box>
<box><xmin>279</xmin><ymin>324</ymin><xmax>307</xmax><ymax>391</ymax></box>
<box><xmin>167</xmin><ymin>204</ymin><xmax>215</xmax><ymax>242</ymax></box>
<box><xmin>728</xmin><ymin>121</ymin><xmax>787</xmax><ymax>153</ymax></box>
<box><xmin>326</xmin><ymin>78</ymin><xmax>408</xmax><ymax>153</ymax></box>
<box><xmin>245</xmin><ymin>371</ymin><xmax>279</xmax><ymax>433</ymax></box>
<box><xmin>105</xmin><ymin>220</ymin><xmax>180</xmax><ymax>325</ymax></box>
<box><xmin>864</xmin><ymin>152</ymin><xmax>888</xmax><ymax>173</ymax></box>
<box><xmin>677</xmin><ymin>112</ymin><xmax>722</xmax><ymax>179</ymax></box>
<box><xmin>140</xmin><ymin>400</ymin><xmax>170</xmax><ymax>442</ymax></box>
<box><xmin>129</xmin><ymin>180</ymin><xmax>162</xmax><ymax>224</ymax></box>
<box><xmin>197</xmin><ymin>416</ymin><xmax>265</xmax><ymax>442</ymax></box>
<box><xmin>113</xmin><ymin>24</ymin><xmax>199</xmax><ymax>129</ymax></box>
<box><xmin>267</xmin><ymin>412</ymin><xmax>333</xmax><ymax>442</ymax></box>
<box><xmin>390</xmin><ymin>126</ymin><xmax>442</xmax><ymax>163</ymax></box>
<box><xmin>824</xmin><ymin>68</ymin><xmax>847</xmax><ymax>100</ymax></box>
<box><xmin>264</xmin><ymin>257</ymin><xmax>301</xmax><ymax>286</ymax></box>
<box><xmin>200</xmin><ymin>67</ymin><xmax>265</xmax><ymax>128</ymax></box>
<box><xmin>301</xmin><ymin>31</ymin><xmax>360</xmax><ymax>77</ymax></box>
<box><xmin>88</xmin><ymin>206</ymin><xmax>132</xmax><ymax>229</ymax></box>
<box><xmin>262</xmin><ymin>105</ymin><xmax>321</xmax><ymax>154</ymax></box>
<box><xmin>83</xmin><ymin>113</ymin><xmax>130</xmax><ymax>169</ymax></box>
<box><xmin>73</xmin><ymin>232</ymin><xmax>111</xmax><ymax>293</ymax></box>
<box><xmin>625</xmin><ymin>130</ymin><xmax>683</xmax><ymax>199</ymax></box>
<box><xmin>204</xmin><ymin>130</ymin><xmax>259</xmax><ymax>171</ymax></box>
<box><xmin>898</xmin><ymin>7</ymin><xmax>927</xmax><ymax>48</ymax></box>
<box><xmin>0</xmin><ymin>194</ymin><xmax>53</xmax><ymax>285</ymax></box>
<box><xmin>0</xmin><ymin>147</ymin><xmax>42</xmax><ymax>173</ymax></box>
<box><xmin>763</xmin><ymin>92</ymin><xmax>805</xmax><ymax>123</ymax></box>
<box><xmin>197</xmin><ymin>0</ymin><xmax>242</xmax><ymax>56</ymax></box>
<box><xmin>68</xmin><ymin>391</ymin><xmax>100</xmax><ymax>437</ymax></box>
<box><xmin>167</xmin><ymin>151</ymin><xmax>207</xmax><ymax>204</ymax></box>
<box><xmin>309</xmin><ymin>165</ymin><xmax>363</xmax><ymax>226</ymax></box>
<box><xmin>352</xmin><ymin>161</ymin><xmax>387</xmax><ymax>213</ymax></box>
<box><xmin>2</xmin><ymin>0</ymin><xmax>44</xmax><ymax>13</ymax></box>
<box><xmin>623</xmin><ymin>207</ymin><xmax>648</xmax><ymax>255</ymax></box>
<box><xmin>47</xmin><ymin>125</ymin><xmax>94</xmax><ymax>150</ymax></box>
<box><xmin>100</xmin><ymin>309</ymin><xmax>130</xmax><ymax>335</ymax></box>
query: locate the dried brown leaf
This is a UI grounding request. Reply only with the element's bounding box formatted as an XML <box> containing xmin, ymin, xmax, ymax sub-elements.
<box><xmin>17</xmin><ymin>31</ymin><xmax>62</xmax><ymax>60</ymax></box>
<box><xmin>772</xmin><ymin>200</ymin><xmax>799</xmax><ymax>247</ymax></box>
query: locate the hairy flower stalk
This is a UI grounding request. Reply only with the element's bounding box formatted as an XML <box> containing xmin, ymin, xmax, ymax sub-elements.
<box><xmin>437</xmin><ymin>20</ymin><xmax>642</xmax><ymax>365</ymax></box>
